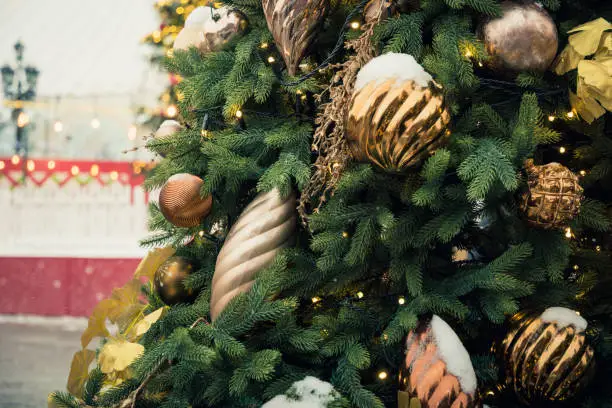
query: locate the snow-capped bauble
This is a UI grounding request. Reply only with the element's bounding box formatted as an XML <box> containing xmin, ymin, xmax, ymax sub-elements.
<box><xmin>154</xmin><ymin>256</ymin><xmax>198</xmax><ymax>305</ymax></box>
<box><xmin>520</xmin><ymin>160</ymin><xmax>583</xmax><ymax>229</ymax></box>
<box><xmin>399</xmin><ymin>315</ymin><xmax>478</xmax><ymax>408</ymax></box>
<box><xmin>346</xmin><ymin>53</ymin><xmax>451</xmax><ymax>173</ymax></box>
<box><xmin>173</xmin><ymin>6</ymin><xmax>242</xmax><ymax>53</ymax></box>
<box><xmin>210</xmin><ymin>188</ymin><xmax>297</xmax><ymax>320</ymax></box>
<box><xmin>262</xmin><ymin>0</ymin><xmax>329</xmax><ymax>76</ymax></box>
<box><xmin>262</xmin><ymin>376</ymin><xmax>340</xmax><ymax>407</ymax></box>
<box><xmin>159</xmin><ymin>173</ymin><xmax>213</xmax><ymax>228</ymax></box>
<box><xmin>501</xmin><ymin>308</ymin><xmax>595</xmax><ymax>404</ymax></box>
<box><xmin>479</xmin><ymin>1</ymin><xmax>558</xmax><ymax>73</ymax></box>
<box><xmin>152</xmin><ymin>120</ymin><xmax>182</xmax><ymax>157</ymax></box>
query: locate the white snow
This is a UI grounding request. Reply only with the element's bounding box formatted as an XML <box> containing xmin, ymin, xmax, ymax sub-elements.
<box><xmin>430</xmin><ymin>315</ymin><xmax>478</xmax><ymax>395</ymax></box>
<box><xmin>184</xmin><ymin>6</ymin><xmax>240</xmax><ymax>31</ymax></box>
<box><xmin>262</xmin><ymin>376</ymin><xmax>339</xmax><ymax>408</ymax></box>
<box><xmin>541</xmin><ymin>307</ymin><xmax>587</xmax><ymax>333</ymax></box>
<box><xmin>354</xmin><ymin>53</ymin><xmax>433</xmax><ymax>91</ymax></box>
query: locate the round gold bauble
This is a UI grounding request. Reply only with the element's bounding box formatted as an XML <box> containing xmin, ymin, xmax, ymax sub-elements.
<box><xmin>479</xmin><ymin>1</ymin><xmax>558</xmax><ymax>73</ymax></box>
<box><xmin>173</xmin><ymin>6</ymin><xmax>243</xmax><ymax>53</ymax></box>
<box><xmin>154</xmin><ymin>256</ymin><xmax>198</xmax><ymax>305</ymax></box>
<box><xmin>520</xmin><ymin>160</ymin><xmax>583</xmax><ymax>229</ymax></box>
<box><xmin>501</xmin><ymin>308</ymin><xmax>595</xmax><ymax>404</ymax></box>
<box><xmin>346</xmin><ymin>76</ymin><xmax>451</xmax><ymax>173</ymax></box>
<box><xmin>399</xmin><ymin>315</ymin><xmax>478</xmax><ymax>408</ymax></box>
<box><xmin>159</xmin><ymin>173</ymin><xmax>213</xmax><ymax>228</ymax></box>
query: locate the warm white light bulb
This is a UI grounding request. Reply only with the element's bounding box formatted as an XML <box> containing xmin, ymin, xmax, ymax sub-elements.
<box><xmin>91</xmin><ymin>118</ymin><xmax>101</xmax><ymax>129</ymax></box>
<box><xmin>53</xmin><ymin>120</ymin><xmax>64</xmax><ymax>133</ymax></box>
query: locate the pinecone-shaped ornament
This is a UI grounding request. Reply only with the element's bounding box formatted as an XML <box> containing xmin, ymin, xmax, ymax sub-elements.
<box><xmin>262</xmin><ymin>0</ymin><xmax>329</xmax><ymax>76</ymax></box>
<box><xmin>520</xmin><ymin>160</ymin><xmax>583</xmax><ymax>229</ymax></box>
<box><xmin>210</xmin><ymin>188</ymin><xmax>297</xmax><ymax>320</ymax></box>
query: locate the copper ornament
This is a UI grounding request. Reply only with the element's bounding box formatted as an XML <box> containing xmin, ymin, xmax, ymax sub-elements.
<box><xmin>262</xmin><ymin>0</ymin><xmax>329</xmax><ymax>76</ymax></box>
<box><xmin>154</xmin><ymin>256</ymin><xmax>198</xmax><ymax>305</ymax></box>
<box><xmin>399</xmin><ymin>316</ymin><xmax>478</xmax><ymax>408</ymax></box>
<box><xmin>210</xmin><ymin>188</ymin><xmax>297</xmax><ymax>320</ymax></box>
<box><xmin>159</xmin><ymin>173</ymin><xmax>213</xmax><ymax>228</ymax></box>
<box><xmin>173</xmin><ymin>6</ymin><xmax>243</xmax><ymax>53</ymax></box>
<box><xmin>520</xmin><ymin>160</ymin><xmax>583</xmax><ymax>229</ymax></box>
<box><xmin>346</xmin><ymin>79</ymin><xmax>451</xmax><ymax>173</ymax></box>
<box><xmin>479</xmin><ymin>1</ymin><xmax>558</xmax><ymax>73</ymax></box>
<box><xmin>501</xmin><ymin>310</ymin><xmax>595</xmax><ymax>404</ymax></box>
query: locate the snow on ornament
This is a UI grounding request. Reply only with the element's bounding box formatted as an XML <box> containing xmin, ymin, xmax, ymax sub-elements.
<box><xmin>346</xmin><ymin>53</ymin><xmax>451</xmax><ymax>173</ymax></box>
<box><xmin>173</xmin><ymin>6</ymin><xmax>243</xmax><ymax>54</ymax></box>
<box><xmin>262</xmin><ymin>376</ymin><xmax>341</xmax><ymax>408</ymax></box>
<box><xmin>500</xmin><ymin>307</ymin><xmax>595</xmax><ymax>404</ymax></box>
<box><xmin>399</xmin><ymin>315</ymin><xmax>478</xmax><ymax>408</ymax></box>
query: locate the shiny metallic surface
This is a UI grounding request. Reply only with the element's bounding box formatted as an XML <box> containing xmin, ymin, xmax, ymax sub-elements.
<box><xmin>262</xmin><ymin>0</ymin><xmax>329</xmax><ymax>75</ymax></box>
<box><xmin>520</xmin><ymin>160</ymin><xmax>583</xmax><ymax>229</ymax></box>
<box><xmin>346</xmin><ymin>79</ymin><xmax>451</xmax><ymax>173</ymax></box>
<box><xmin>159</xmin><ymin>173</ymin><xmax>213</xmax><ymax>228</ymax></box>
<box><xmin>210</xmin><ymin>188</ymin><xmax>297</xmax><ymax>320</ymax></box>
<box><xmin>154</xmin><ymin>256</ymin><xmax>197</xmax><ymax>305</ymax></box>
<box><xmin>501</xmin><ymin>312</ymin><xmax>595</xmax><ymax>404</ymax></box>
<box><xmin>399</xmin><ymin>324</ymin><xmax>477</xmax><ymax>408</ymax></box>
<box><xmin>173</xmin><ymin>7</ymin><xmax>242</xmax><ymax>53</ymax></box>
<box><xmin>480</xmin><ymin>1</ymin><xmax>558</xmax><ymax>72</ymax></box>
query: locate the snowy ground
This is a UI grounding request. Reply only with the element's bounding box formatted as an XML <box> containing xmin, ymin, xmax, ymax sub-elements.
<box><xmin>0</xmin><ymin>315</ymin><xmax>87</xmax><ymax>408</ymax></box>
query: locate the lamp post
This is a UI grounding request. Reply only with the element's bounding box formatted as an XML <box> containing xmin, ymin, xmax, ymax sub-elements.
<box><xmin>1</xmin><ymin>41</ymin><xmax>39</xmax><ymax>159</ymax></box>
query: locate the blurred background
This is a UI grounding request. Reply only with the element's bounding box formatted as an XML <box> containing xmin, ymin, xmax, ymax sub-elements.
<box><xmin>0</xmin><ymin>1</ymin><xmax>196</xmax><ymax>406</ymax></box>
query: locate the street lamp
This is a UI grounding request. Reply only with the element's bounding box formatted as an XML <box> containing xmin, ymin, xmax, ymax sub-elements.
<box><xmin>1</xmin><ymin>41</ymin><xmax>39</xmax><ymax>157</ymax></box>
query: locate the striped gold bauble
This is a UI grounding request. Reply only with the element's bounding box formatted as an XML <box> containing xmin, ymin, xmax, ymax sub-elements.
<box><xmin>159</xmin><ymin>173</ymin><xmax>213</xmax><ymax>228</ymax></box>
<box><xmin>346</xmin><ymin>77</ymin><xmax>451</xmax><ymax>173</ymax></box>
<box><xmin>501</xmin><ymin>307</ymin><xmax>595</xmax><ymax>404</ymax></box>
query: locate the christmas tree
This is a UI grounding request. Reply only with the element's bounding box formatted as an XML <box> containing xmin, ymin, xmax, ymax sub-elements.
<box><xmin>51</xmin><ymin>0</ymin><xmax>612</xmax><ymax>407</ymax></box>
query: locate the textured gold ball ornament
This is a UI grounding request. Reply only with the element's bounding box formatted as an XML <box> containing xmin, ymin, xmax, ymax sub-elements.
<box><xmin>501</xmin><ymin>307</ymin><xmax>595</xmax><ymax>404</ymax></box>
<box><xmin>154</xmin><ymin>256</ymin><xmax>198</xmax><ymax>305</ymax></box>
<box><xmin>399</xmin><ymin>315</ymin><xmax>478</xmax><ymax>408</ymax></box>
<box><xmin>347</xmin><ymin>53</ymin><xmax>451</xmax><ymax>173</ymax></box>
<box><xmin>479</xmin><ymin>1</ymin><xmax>558</xmax><ymax>73</ymax></box>
<box><xmin>174</xmin><ymin>6</ymin><xmax>243</xmax><ymax>53</ymax></box>
<box><xmin>159</xmin><ymin>173</ymin><xmax>213</xmax><ymax>228</ymax></box>
<box><xmin>210</xmin><ymin>188</ymin><xmax>297</xmax><ymax>320</ymax></box>
<box><xmin>262</xmin><ymin>0</ymin><xmax>329</xmax><ymax>76</ymax></box>
<box><xmin>520</xmin><ymin>160</ymin><xmax>583</xmax><ymax>229</ymax></box>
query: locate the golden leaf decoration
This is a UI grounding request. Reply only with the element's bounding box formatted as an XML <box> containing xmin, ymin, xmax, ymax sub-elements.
<box><xmin>66</xmin><ymin>349</ymin><xmax>96</xmax><ymax>398</ymax></box>
<box><xmin>134</xmin><ymin>246</ymin><xmax>176</xmax><ymax>281</ymax></box>
<box><xmin>553</xmin><ymin>44</ymin><xmax>583</xmax><ymax>75</ymax></box>
<box><xmin>568</xmin><ymin>18</ymin><xmax>612</xmax><ymax>56</ymax></box>
<box><xmin>131</xmin><ymin>307</ymin><xmax>166</xmax><ymax>339</ymax></box>
<box><xmin>81</xmin><ymin>298</ymin><xmax>116</xmax><ymax>348</ymax></box>
<box><xmin>99</xmin><ymin>339</ymin><xmax>145</xmax><ymax>374</ymax></box>
<box><xmin>107</xmin><ymin>278</ymin><xmax>147</xmax><ymax>332</ymax></box>
<box><xmin>570</xmin><ymin>90</ymin><xmax>605</xmax><ymax>124</ymax></box>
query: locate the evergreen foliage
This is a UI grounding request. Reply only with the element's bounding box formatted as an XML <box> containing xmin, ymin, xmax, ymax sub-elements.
<box><xmin>53</xmin><ymin>0</ymin><xmax>612</xmax><ymax>407</ymax></box>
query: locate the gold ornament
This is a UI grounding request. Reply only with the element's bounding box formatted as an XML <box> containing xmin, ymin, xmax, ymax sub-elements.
<box><xmin>151</xmin><ymin>120</ymin><xmax>183</xmax><ymax>157</ymax></box>
<box><xmin>154</xmin><ymin>256</ymin><xmax>198</xmax><ymax>305</ymax></box>
<box><xmin>210</xmin><ymin>188</ymin><xmax>297</xmax><ymax>320</ymax></box>
<box><xmin>520</xmin><ymin>160</ymin><xmax>583</xmax><ymax>230</ymax></box>
<box><xmin>159</xmin><ymin>173</ymin><xmax>213</xmax><ymax>228</ymax></box>
<box><xmin>501</xmin><ymin>308</ymin><xmax>595</xmax><ymax>404</ymax></box>
<box><xmin>299</xmin><ymin>1</ymin><xmax>386</xmax><ymax>221</ymax></box>
<box><xmin>399</xmin><ymin>315</ymin><xmax>478</xmax><ymax>408</ymax></box>
<box><xmin>479</xmin><ymin>1</ymin><xmax>558</xmax><ymax>73</ymax></box>
<box><xmin>174</xmin><ymin>6</ymin><xmax>243</xmax><ymax>53</ymax></box>
<box><xmin>262</xmin><ymin>0</ymin><xmax>329</xmax><ymax>76</ymax></box>
<box><xmin>553</xmin><ymin>18</ymin><xmax>612</xmax><ymax>123</ymax></box>
<box><xmin>346</xmin><ymin>54</ymin><xmax>451</xmax><ymax>173</ymax></box>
